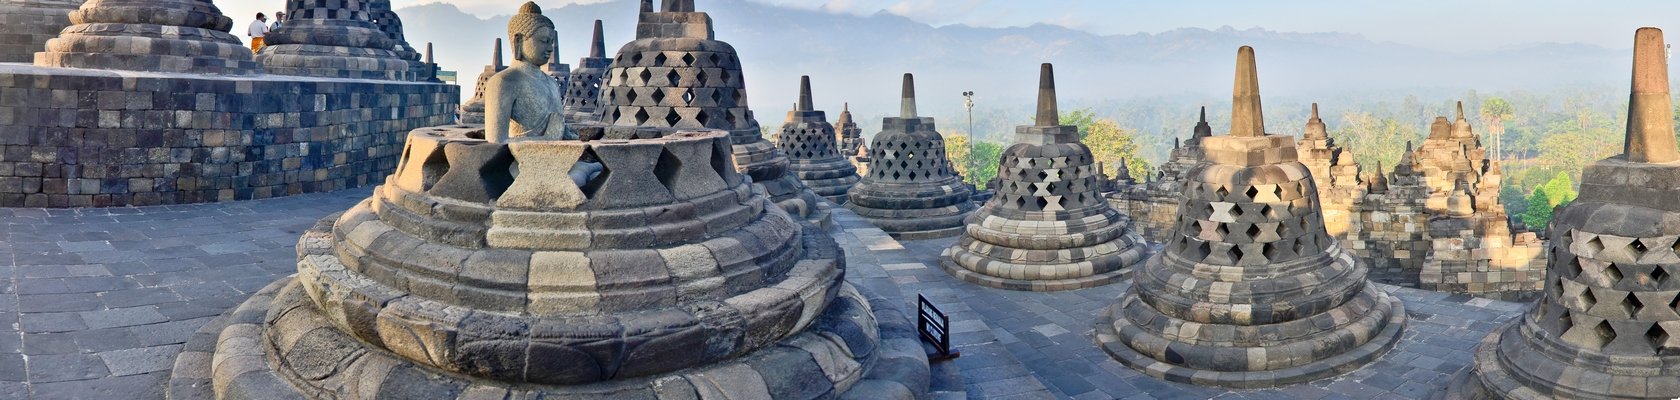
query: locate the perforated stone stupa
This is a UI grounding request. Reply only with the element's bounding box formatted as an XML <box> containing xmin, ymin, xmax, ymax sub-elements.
<box><xmin>1097</xmin><ymin>46</ymin><xmax>1406</xmax><ymax>388</ymax></box>
<box><xmin>838</xmin><ymin>102</ymin><xmax>864</xmax><ymax>161</ymax></box>
<box><xmin>461</xmin><ymin>39</ymin><xmax>506</xmax><ymax>124</ymax></box>
<box><xmin>1448</xmin><ymin>27</ymin><xmax>1680</xmax><ymax>400</ymax></box>
<box><xmin>259</xmin><ymin>0</ymin><xmax>410</xmax><ymax>80</ymax></box>
<box><xmin>0</xmin><ymin>0</ymin><xmax>83</xmax><ymax>62</ymax></box>
<box><xmin>35</xmin><ymin>0</ymin><xmax>258</xmax><ymax>74</ymax></box>
<box><xmin>940</xmin><ymin>64</ymin><xmax>1148</xmax><ymax>291</ymax></box>
<box><xmin>564</xmin><ymin>20</ymin><xmax>611</xmax><ymax>123</ymax></box>
<box><xmin>588</xmin><ymin>0</ymin><xmax>828</xmax><ymax>226</ymax></box>
<box><xmin>777</xmin><ymin>76</ymin><xmax>860</xmax><ymax>203</ymax></box>
<box><xmin>171</xmin><ymin>3</ymin><xmax>928</xmax><ymax>398</ymax></box>
<box><xmin>368</xmin><ymin>0</ymin><xmax>425</xmax><ymax>81</ymax></box>
<box><xmin>541</xmin><ymin>35</ymin><xmax>570</xmax><ymax>96</ymax></box>
<box><xmin>845</xmin><ymin>73</ymin><xmax>976</xmax><ymax>239</ymax></box>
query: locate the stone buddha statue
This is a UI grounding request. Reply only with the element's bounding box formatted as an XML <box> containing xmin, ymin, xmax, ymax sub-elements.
<box><xmin>485</xmin><ymin>2</ymin><xmax>569</xmax><ymax>143</ymax></box>
<box><xmin>486</xmin><ymin>2</ymin><xmax>597</xmax><ymax>185</ymax></box>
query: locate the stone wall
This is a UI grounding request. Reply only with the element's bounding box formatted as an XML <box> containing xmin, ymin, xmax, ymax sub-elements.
<box><xmin>1348</xmin><ymin>195</ymin><xmax>1430</xmax><ymax>286</ymax></box>
<box><xmin>0</xmin><ymin>1</ymin><xmax>82</xmax><ymax>63</ymax></box>
<box><xmin>0</xmin><ymin>64</ymin><xmax>458</xmax><ymax>207</ymax></box>
<box><xmin>1419</xmin><ymin>217</ymin><xmax>1547</xmax><ymax>301</ymax></box>
<box><xmin>1109</xmin><ymin>185</ymin><xmax>1179</xmax><ymax>243</ymax></box>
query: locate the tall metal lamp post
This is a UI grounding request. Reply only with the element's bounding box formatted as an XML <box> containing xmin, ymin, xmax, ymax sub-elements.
<box><xmin>962</xmin><ymin>91</ymin><xmax>975</xmax><ymax>187</ymax></box>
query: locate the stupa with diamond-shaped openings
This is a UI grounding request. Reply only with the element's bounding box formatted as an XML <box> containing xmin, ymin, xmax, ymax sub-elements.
<box><xmin>1447</xmin><ymin>27</ymin><xmax>1680</xmax><ymax>400</ymax></box>
<box><xmin>845</xmin><ymin>73</ymin><xmax>977</xmax><ymax>239</ymax></box>
<box><xmin>776</xmin><ymin>76</ymin><xmax>860</xmax><ymax>204</ymax></box>
<box><xmin>1096</xmin><ymin>46</ymin><xmax>1407</xmax><ymax>388</ymax></box>
<box><xmin>586</xmin><ymin>0</ymin><xmax>828</xmax><ymax>226</ymax></box>
<box><xmin>940</xmin><ymin>63</ymin><xmax>1149</xmax><ymax>291</ymax></box>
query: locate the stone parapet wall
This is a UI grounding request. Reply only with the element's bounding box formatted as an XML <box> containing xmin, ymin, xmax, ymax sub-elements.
<box><xmin>0</xmin><ymin>1</ymin><xmax>83</xmax><ymax>63</ymax></box>
<box><xmin>1349</xmin><ymin>198</ymin><xmax>1431</xmax><ymax>287</ymax></box>
<box><xmin>0</xmin><ymin>64</ymin><xmax>459</xmax><ymax>207</ymax></box>
<box><xmin>1109</xmin><ymin>185</ymin><xmax>1182</xmax><ymax>243</ymax></box>
<box><xmin>1418</xmin><ymin>218</ymin><xmax>1546</xmax><ymax>301</ymax></box>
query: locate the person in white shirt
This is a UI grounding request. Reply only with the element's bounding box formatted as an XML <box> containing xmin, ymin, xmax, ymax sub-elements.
<box><xmin>248</xmin><ymin>13</ymin><xmax>270</xmax><ymax>54</ymax></box>
<box><xmin>271</xmin><ymin>12</ymin><xmax>285</xmax><ymax>31</ymax></box>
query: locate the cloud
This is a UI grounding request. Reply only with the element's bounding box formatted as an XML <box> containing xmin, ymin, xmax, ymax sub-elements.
<box><xmin>883</xmin><ymin>0</ymin><xmax>983</xmax><ymax>24</ymax></box>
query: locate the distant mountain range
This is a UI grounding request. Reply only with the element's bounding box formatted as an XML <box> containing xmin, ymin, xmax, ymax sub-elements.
<box><xmin>396</xmin><ymin>0</ymin><xmax>1630</xmax><ymax>131</ymax></box>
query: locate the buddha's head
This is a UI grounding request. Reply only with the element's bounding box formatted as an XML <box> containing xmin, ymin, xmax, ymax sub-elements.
<box><xmin>509</xmin><ymin>2</ymin><xmax>557</xmax><ymax>66</ymax></box>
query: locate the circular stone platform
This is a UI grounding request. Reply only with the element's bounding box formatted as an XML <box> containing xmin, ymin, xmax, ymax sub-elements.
<box><xmin>167</xmin><ymin>121</ymin><xmax>919</xmax><ymax>399</ymax></box>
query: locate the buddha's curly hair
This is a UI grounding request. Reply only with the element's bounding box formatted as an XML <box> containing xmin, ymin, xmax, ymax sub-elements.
<box><xmin>508</xmin><ymin>2</ymin><xmax>555</xmax><ymax>44</ymax></box>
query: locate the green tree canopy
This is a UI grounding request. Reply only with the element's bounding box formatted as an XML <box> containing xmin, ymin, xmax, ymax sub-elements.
<box><xmin>1521</xmin><ymin>172</ymin><xmax>1577</xmax><ymax>230</ymax></box>
<box><xmin>945</xmin><ymin>133</ymin><xmax>1004</xmax><ymax>189</ymax></box>
<box><xmin>1084</xmin><ymin>118</ymin><xmax>1151</xmax><ymax>181</ymax></box>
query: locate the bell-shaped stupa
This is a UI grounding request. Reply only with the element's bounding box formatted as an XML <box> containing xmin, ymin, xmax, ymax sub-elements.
<box><xmin>837</xmin><ymin>103</ymin><xmax>864</xmax><ymax>158</ymax></box>
<box><xmin>460</xmin><ymin>38</ymin><xmax>506</xmax><ymax>124</ymax></box>
<box><xmin>1096</xmin><ymin>46</ymin><xmax>1407</xmax><ymax>388</ymax></box>
<box><xmin>259</xmin><ymin>0</ymin><xmax>410</xmax><ymax>79</ymax></box>
<box><xmin>845</xmin><ymin>73</ymin><xmax>977</xmax><ymax>239</ymax></box>
<box><xmin>776</xmin><ymin>76</ymin><xmax>861</xmax><ymax>203</ymax></box>
<box><xmin>368</xmin><ymin>0</ymin><xmax>425</xmax><ymax>81</ymax></box>
<box><xmin>587</xmin><ymin>0</ymin><xmax>826</xmax><ymax>226</ymax></box>
<box><xmin>35</xmin><ymin>0</ymin><xmax>258</xmax><ymax>74</ymax></box>
<box><xmin>174</xmin><ymin>3</ymin><xmax>929</xmax><ymax>399</ymax></box>
<box><xmin>940</xmin><ymin>63</ymin><xmax>1150</xmax><ymax>291</ymax></box>
<box><xmin>1448</xmin><ymin>27</ymin><xmax>1680</xmax><ymax>400</ymax></box>
<box><xmin>564</xmin><ymin>20</ymin><xmax>611</xmax><ymax>123</ymax></box>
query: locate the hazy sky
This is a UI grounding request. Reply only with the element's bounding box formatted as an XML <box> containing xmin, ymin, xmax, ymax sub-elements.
<box><xmin>221</xmin><ymin>0</ymin><xmax>1680</xmax><ymax>52</ymax></box>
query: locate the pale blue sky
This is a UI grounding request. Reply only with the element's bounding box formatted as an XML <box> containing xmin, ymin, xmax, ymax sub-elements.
<box><xmin>222</xmin><ymin>0</ymin><xmax>1680</xmax><ymax>52</ymax></box>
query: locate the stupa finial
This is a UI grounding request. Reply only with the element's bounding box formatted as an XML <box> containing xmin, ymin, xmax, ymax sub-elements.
<box><xmin>1230</xmin><ymin>46</ymin><xmax>1265</xmax><ymax>137</ymax></box>
<box><xmin>589</xmin><ymin>20</ymin><xmax>606</xmax><ymax>58</ymax></box>
<box><xmin>1304</xmin><ymin>102</ymin><xmax>1327</xmax><ymax>139</ymax></box>
<box><xmin>1035</xmin><ymin>63</ymin><xmax>1060</xmax><ymax>127</ymax></box>
<box><xmin>1626</xmin><ymin>27</ymin><xmax>1680</xmax><ymax>163</ymax></box>
<box><xmin>900</xmin><ymin>73</ymin><xmax>918</xmax><ymax>118</ymax></box>
<box><xmin>798</xmin><ymin>76</ymin><xmax>814</xmax><ymax>111</ymax></box>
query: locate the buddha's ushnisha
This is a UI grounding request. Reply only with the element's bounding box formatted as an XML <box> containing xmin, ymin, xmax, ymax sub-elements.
<box><xmin>486</xmin><ymin>2</ymin><xmax>568</xmax><ymax>143</ymax></box>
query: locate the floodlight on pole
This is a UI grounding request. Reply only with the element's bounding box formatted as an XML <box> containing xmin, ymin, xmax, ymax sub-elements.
<box><xmin>962</xmin><ymin>91</ymin><xmax>976</xmax><ymax>187</ymax></box>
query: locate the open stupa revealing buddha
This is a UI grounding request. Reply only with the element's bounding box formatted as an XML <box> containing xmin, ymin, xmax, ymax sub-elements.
<box><xmin>171</xmin><ymin>2</ymin><xmax>929</xmax><ymax>399</ymax></box>
<box><xmin>485</xmin><ymin>2</ymin><xmax>569</xmax><ymax>143</ymax></box>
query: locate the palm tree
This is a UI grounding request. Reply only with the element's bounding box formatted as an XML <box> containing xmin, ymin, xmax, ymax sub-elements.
<box><xmin>1480</xmin><ymin>97</ymin><xmax>1515</xmax><ymax>161</ymax></box>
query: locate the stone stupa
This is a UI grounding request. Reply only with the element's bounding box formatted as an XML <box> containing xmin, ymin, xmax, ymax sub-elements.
<box><xmin>588</xmin><ymin>0</ymin><xmax>829</xmax><ymax>227</ymax></box>
<box><xmin>846</xmin><ymin>73</ymin><xmax>977</xmax><ymax>239</ymax></box>
<box><xmin>940</xmin><ymin>63</ymin><xmax>1150</xmax><ymax>291</ymax></box>
<box><xmin>368</xmin><ymin>0</ymin><xmax>424</xmax><ymax>81</ymax></box>
<box><xmin>838</xmin><ymin>102</ymin><xmax>864</xmax><ymax>158</ymax></box>
<box><xmin>259</xmin><ymin>0</ymin><xmax>410</xmax><ymax>79</ymax></box>
<box><xmin>777</xmin><ymin>76</ymin><xmax>861</xmax><ymax>204</ymax></box>
<box><xmin>1096</xmin><ymin>46</ymin><xmax>1407</xmax><ymax>388</ymax></box>
<box><xmin>35</xmin><ymin>0</ymin><xmax>258</xmax><ymax>74</ymax></box>
<box><xmin>0</xmin><ymin>0</ymin><xmax>84</xmax><ymax>62</ymax></box>
<box><xmin>171</xmin><ymin>2</ymin><xmax>928</xmax><ymax>399</ymax></box>
<box><xmin>460</xmin><ymin>38</ymin><xmax>506</xmax><ymax>124</ymax></box>
<box><xmin>1448</xmin><ymin>27</ymin><xmax>1680</xmax><ymax>400</ymax></box>
<box><xmin>563</xmin><ymin>19</ymin><xmax>611</xmax><ymax>123</ymax></box>
<box><xmin>541</xmin><ymin>34</ymin><xmax>570</xmax><ymax>96</ymax></box>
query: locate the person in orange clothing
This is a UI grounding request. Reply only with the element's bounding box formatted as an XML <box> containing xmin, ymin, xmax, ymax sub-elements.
<box><xmin>247</xmin><ymin>13</ymin><xmax>270</xmax><ymax>54</ymax></box>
